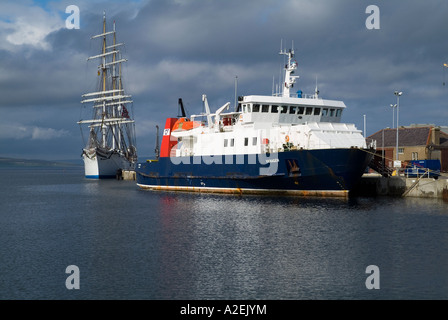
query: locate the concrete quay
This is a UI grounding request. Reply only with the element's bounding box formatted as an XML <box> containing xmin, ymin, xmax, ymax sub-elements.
<box><xmin>352</xmin><ymin>173</ymin><xmax>448</xmax><ymax>199</ymax></box>
<box><xmin>116</xmin><ymin>169</ymin><xmax>136</xmax><ymax>180</ymax></box>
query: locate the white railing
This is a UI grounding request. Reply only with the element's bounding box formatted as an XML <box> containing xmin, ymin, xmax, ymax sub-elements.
<box><xmin>272</xmin><ymin>92</ymin><xmax>319</xmax><ymax>99</ymax></box>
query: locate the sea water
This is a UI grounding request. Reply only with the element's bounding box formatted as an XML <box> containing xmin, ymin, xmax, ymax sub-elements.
<box><xmin>0</xmin><ymin>165</ymin><xmax>447</xmax><ymax>300</ymax></box>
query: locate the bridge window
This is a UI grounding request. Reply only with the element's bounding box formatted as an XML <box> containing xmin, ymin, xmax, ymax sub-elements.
<box><xmin>224</xmin><ymin>139</ymin><xmax>228</xmax><ymax>147</ymax></box>
<box><xmin>262</xmin><ymin>105</ymin><xmax>269</xmax><ymax>113</ymax></box>
<box><xmin>253</xmin><ymin>104</ymin><xmax>260</xmax><ymax>112</ymax></box>
<box><xmin>289</xmin><ymin>106</ymin><xmax>297</xmax><ymax>114</ymax></box>
<box><xmin>244</xmin><ymin>137</ymin><xmax>249</xmax><ymax>146</ymax></box>
<box><xmin>271</xmin><ymin>105</ymin><xmax>279</xmax><ymax>113</ymax></box>
<box><xmin>252</xmin><ymin>137</ymin><xmax>257</xmax><ymax>146</ymax></box>
<box><xmin>322</xmin><ymin>108</ymin><xmax>328</xmax><ymax>116</ymax></box>
<box><xmin>280</xmin><ymin>106</ymin><xmax>288</xmax><ymax>113</ymax></box>
<box><xmin>314</xmin><ymin>108</ymin><xmax>321</xmax><ymax>115</ymax></box>
<box><xmin>305</xmin><ymin>107</ymin><xmax>313</xmax><ymax>115</ymax></box>
<box><xmin>336</xmin><ymin>109</ymin><xmax>342</xmax><ymax>117</ymax></box>
<box><xmin>297</xmin><ymin>107</ymin><xmax>304</xmax><ymax>115</ymax></box>
<box><xmin>230</xmin><ymin>138</ymin><xmax>234</xmax><ymax>147</ymax></box>
<box><xmin>330</xmin><ymin>109</ymin><xmax>335</xmax><ymax>117</ymax></box>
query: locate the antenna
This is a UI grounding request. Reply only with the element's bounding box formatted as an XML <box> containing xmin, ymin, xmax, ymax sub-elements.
<box><xmin>155</xmin><ymin>125</ymin><xmax>159</xmax><ymax>159</ymax></box>
<box><xmin>234</xmin><ymin>75</ymin><xmax>238</xmax><ymax>111</ymax></box>
<box><xmin>178</xmin><ymin>98</ymin><xmax>186</xmax><ymax>117</ymax></box>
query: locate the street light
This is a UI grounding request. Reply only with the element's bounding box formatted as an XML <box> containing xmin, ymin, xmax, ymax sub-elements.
<box><xmin>363</xmin><ymin>114</ymin><xmax>366</xmax><ymax>138</ymax></box>
<box><xmin>394</xmin><ymin>91</ymin><xmax>403</xmax><ymax>162</ymax></box>
<box><xmin>390</xmin><ymin>104</ymin><xmax>397</xmax><ymax>128</ymax></box>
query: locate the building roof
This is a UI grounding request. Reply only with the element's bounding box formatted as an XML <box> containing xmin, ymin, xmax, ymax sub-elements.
<box><xmin>367</xmin><ymin>126</ymin><xmax>432</xmax><ymax>148</ymax></box>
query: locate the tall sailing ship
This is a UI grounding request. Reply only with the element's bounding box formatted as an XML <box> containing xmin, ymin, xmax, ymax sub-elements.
<box><xmin>78</xmin><ymin>14</ymin><xmax>137</xmax><ymax>178</ymax></box>
<box><xmin>136</xmin><ymin>46</ymin><xmax>374</xmax><ymax>197</ymax></box>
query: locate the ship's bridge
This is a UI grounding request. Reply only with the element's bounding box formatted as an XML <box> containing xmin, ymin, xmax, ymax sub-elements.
<box><xmin>238</xmin><ymin>95</ymin><xmax>346</xmax><ymax>125</ymax></box>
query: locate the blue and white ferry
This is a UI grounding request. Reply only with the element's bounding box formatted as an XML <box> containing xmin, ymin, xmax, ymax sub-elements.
<box><xmin>136</xmin><ymin>48</ymin><xmax>374</xmax><ymax>197</ymax></box>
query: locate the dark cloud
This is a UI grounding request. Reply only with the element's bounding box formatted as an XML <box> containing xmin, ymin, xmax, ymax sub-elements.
<box><xmin>1</xmin><ymin>0</ymin><xmax>448</xmax><ymax>160</ymax></box>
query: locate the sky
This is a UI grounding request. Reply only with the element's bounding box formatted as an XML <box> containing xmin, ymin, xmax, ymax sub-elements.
<box><xmin>0</xmin><ymin>0</ymin><xmax>448</xmax><ymax>161</ymax></box>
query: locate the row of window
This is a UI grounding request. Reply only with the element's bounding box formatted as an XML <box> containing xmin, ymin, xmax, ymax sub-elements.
<box><xmin>223</xmin><ymin>137</ymin><xmax>257</xmax><ymax>147</ymax></box>
<box><xmin>242</xmin><ymin>104</ymin><xmax>342</xmax><ymax>117</ymax></box>
<box><xmin>397</xmin><ymin>149</ymin><xmax>419</xmax><ymax>159</ymax></box>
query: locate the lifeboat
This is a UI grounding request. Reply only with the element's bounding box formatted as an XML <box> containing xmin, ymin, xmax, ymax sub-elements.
<box><xmin>172</xmin><ymin>117</ymin><xmax>202</xmax><ymax>131</ymax></box>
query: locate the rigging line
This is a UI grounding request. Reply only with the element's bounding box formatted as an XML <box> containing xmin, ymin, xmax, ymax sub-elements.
<box><xmin>79</xmin><ymin>124</ymin><xmax>86</xmax><ymax>146</ymax></box>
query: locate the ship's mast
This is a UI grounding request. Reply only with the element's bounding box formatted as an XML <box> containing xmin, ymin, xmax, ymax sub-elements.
<box><xmin>101</xmin><ymin>12</ymin><xmax>107</xmax><ymax>148</ymax></box>
<box><xmin>279</xmin><ymin>45</ymin><xmax>300</xmax><ymax>98</ymax></box>
<box><xmin>79</xmin><ymin>12</ymin><xmax>136</xmax><ymax>162</ymax></box>
<box><xmin>111</xmin><ymin>20</ymin><xmax>117</xmax><ymax>150</ymax></box>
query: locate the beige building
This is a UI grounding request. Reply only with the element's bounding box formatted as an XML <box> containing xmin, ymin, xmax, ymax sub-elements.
<box><xmin>367</xmin><ymin>125</ymin><xmax>448</xmax><ymax>172</ymax></box>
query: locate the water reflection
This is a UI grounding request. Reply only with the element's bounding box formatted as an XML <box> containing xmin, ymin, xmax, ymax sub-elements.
<box><xmin>151</xmin><ymin>191</ymin><xmax>448</xmax><ymax>299</ymax></box>
<box><xmin>2</xmin><ymin>167</ymin><xmax>448</xmax><ymax>299</ymax></box>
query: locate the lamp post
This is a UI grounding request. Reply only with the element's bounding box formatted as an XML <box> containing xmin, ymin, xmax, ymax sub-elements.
<box><xmin>390</xmin><ymin>104</ymin><xmax>397</xmax><ymax>129</ymax></box>
<box><xmin>363</xmin><ymin>114</ymin><xmax>366</xmax><ymax>138</ymax></box>
<box><xmin>394</xmin><ymin>91</ymin><xmax>403</xmax><ymax>162</ymax></box>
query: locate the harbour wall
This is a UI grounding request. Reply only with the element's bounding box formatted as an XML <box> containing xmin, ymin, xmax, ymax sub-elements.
<box><xmin>116</xmin><ymin>169</ymin><xmax>136</xmax><ymax>181</ymax></box>
<box><xmin>352</xmin><ymin>174</ymin><xmax>448</xmax><ymax>199</ymax></box>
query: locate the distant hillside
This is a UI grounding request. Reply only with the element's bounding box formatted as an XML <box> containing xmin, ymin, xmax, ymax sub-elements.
<box><xmin>0</xmin><ymin>157</ymin><xmax>82</xmax><ymax>168</ymax></box>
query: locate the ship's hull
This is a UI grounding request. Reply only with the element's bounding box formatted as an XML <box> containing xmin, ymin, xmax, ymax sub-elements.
<box><xmin>136</xmin><ymin>148</ymin><xmax>373</xmax><ymax>197</ymax></box>
<box><xmin>82</xmin><ymin>148</ymin><xmax>135</xmax><ymax>179</ymax></box>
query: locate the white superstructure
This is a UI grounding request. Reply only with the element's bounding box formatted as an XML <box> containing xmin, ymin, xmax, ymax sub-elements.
<box><xmin>168</xmin><ymin>47</ymin><xmax>367</xmax><ymax>158</ymax></box>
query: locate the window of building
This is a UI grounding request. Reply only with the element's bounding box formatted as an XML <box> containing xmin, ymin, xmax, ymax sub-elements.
<box><xmin>262</xmin><ymin>105</ymin><xmax>269</xmax><ymax>113</ymax></box>
<box><xmin>253</xmin><ymin>104</ymin><xmax>260</xmax><ymax>112</ymax></box>
<box><xmin>253</xmin><ymin>137</ymin><xmax>257</xmax><ymax>146</ymax></box>
<box><xmin>314</xmin><ymin>108</ymin><xmax>321</xmax><ymax>116</ymax></box>
<box><xmin>271</xmin><ymin>105</ymin><xmax>279</xmax><ymax>113</ymax></box>
<box><xmin>305</xmin><ymin>107</ymin><xmax>313</xmax><ymax>115</ymax></box>
<box><xmin>412</xmin><ymin>152</ymin><xmax>418</xmax><ymax>160</ymax></box>
<box><xmin>289</xmin><ymin>106</ymin><xmax>297</xmax><ymax>114</ymax></box>
<box><xmin>244</xmin><ymin>137</ymin><xmax>249</xmax><ymax>146</ymax></box>
<box><xmin>398</xmin><ymin>148</ymin><xmax>404</xmax><ymax>154</ymax></box>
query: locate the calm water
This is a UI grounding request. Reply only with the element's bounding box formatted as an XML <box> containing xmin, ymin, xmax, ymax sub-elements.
<box><xmin>0</xmin><ymin>165</ymin><xmax>447</xmax><ymax>300</ymax></box>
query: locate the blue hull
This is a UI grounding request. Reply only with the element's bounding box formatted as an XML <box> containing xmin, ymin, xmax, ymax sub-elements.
<box><xmin>136</xmin><ymin>148</ymin><xmax>373</xmax><ymax>197</ymax></box>
<box><xmin>85</xmin><ymin>175</ymin><xmax>116</xmax><ymax>179</ymax></box>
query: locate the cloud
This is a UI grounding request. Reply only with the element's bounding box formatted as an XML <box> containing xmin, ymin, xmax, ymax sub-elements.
<box><xmin>0</xmin><ymin>123</ymin><xmax>69</xmax><ymax>140</ymax></box>
<box><xmin>1</xmin><ymin>0</ymin><xmax>448</xmax><ymax>160</ymax></box>
<box><xmin>0</xmin><ymin>2</ymin><xmax>64</xmax><ymax>51</ymax></box>
<box><xmin>31</xmin><ymin>127</ymin><xmax>70</xmax><ymax>140</ymax></box>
